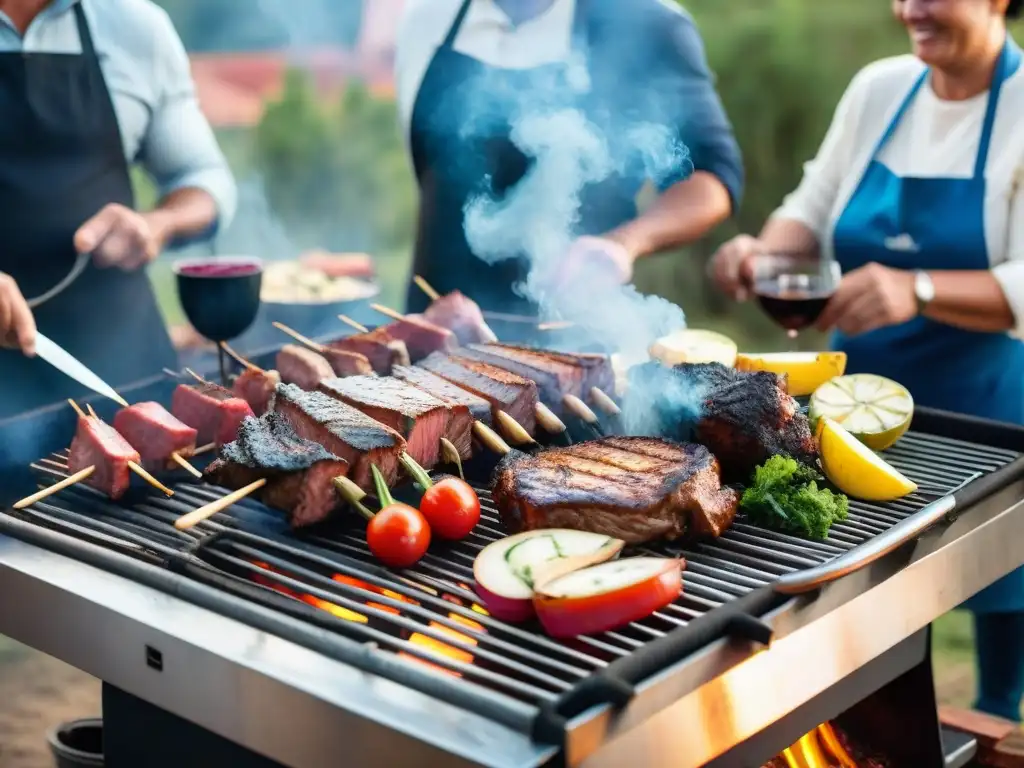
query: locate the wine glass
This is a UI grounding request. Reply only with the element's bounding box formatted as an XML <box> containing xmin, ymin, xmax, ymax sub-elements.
<box><xmin>173</xmin><ymin>256</ymin><xmax>264</xmax><ymax>384</ymax></box>
<box><xmin>751</xmin><ymin>255</ymin><xmax>841</xmax><ymax>348</ymax></box>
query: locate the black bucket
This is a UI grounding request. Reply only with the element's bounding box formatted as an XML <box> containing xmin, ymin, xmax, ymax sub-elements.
<box><xmin>47</xmin><ymin>718</ymin><xmax>104</xmax><ymax>768</ymax></box>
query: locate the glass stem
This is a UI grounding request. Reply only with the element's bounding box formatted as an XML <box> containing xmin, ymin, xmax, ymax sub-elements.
<box><xmin>218</xmin><ymin>345</ymin><xmax>229</xmax><ymax>386</ymax></box>
<box><xmin>787</xmin><ymin>329</ymin><xmax>799</xmax><ymax>352</ymax></box>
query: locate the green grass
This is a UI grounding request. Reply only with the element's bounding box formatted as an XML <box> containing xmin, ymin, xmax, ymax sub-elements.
<box><xmin>933</xmin><ymin>611</ymin><xmax>978</xmax><ymax>711</ymax></box>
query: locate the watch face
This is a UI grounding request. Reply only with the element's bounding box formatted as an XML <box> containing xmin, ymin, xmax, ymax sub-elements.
<box><xmin>915</xmin><ymin>272</ymin><xmax>935</xmax><ymax>304</ymax></box>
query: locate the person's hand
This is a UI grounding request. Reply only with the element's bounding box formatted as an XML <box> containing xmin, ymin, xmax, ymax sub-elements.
<box><xmin>708</xmin><ymin>234</ymin><xmax>762</xmax><ymax>300</ymax></box>
<box><xmin>0</xmin><ymin>272</ymin><xmax>36</xmax><ymax>356</ymax></box>
<box><xmin>555</xmin><ymin>235</ymin><xmax>635</xmax><ymax>289</ymax></box>
<box><xmin>815</xmin><ymin>262</ymin><xmax>917</xmax><ymax>336</ymax></box>
<box><xmin>74</xmin><ymin>204</ymin><xmax>168</xmax><ymax>271</ymax></box>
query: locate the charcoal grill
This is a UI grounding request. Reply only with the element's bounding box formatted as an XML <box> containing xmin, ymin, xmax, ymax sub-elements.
<box><xmin>2</xmin><ymin>364</ymin><xmax>1024</xmax><ymax>767</ymax></box>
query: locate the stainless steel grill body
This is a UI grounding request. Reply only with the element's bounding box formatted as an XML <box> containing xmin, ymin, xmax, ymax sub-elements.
<box><xmin>1</xmin><ymin>377</ymin><xmax>1023</xmax><ymax>767</ymax></box>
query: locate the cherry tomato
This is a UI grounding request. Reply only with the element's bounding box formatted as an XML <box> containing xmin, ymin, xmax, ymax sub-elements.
<box><xmin>366</xmin><ymin>503</ymin><xmax>431</xmax><ymax>568</ymax></box>
<box><xmin>420</xmin><ymin>477</ymin><xmax>481</xmax><ymax>540</ymax></box>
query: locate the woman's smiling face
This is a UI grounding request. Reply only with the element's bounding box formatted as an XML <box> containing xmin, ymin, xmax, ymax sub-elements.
<box><xmin>892</xmin><ymin>0</ymin><xmax>1008</xmax><ymax>69</ymax></box>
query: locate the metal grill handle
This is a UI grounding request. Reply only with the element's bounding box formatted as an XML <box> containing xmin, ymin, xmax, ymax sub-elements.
<box><xmin>773</xmin><ymin>495</ymin><xmax>957</xmax><ymax>595</ymax></box>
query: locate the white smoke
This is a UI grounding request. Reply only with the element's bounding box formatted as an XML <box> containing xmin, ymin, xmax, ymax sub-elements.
<box><xmin>457</xmin><ymin>49</ymin><xmax>691</xmax><ymax>363</ymax></box>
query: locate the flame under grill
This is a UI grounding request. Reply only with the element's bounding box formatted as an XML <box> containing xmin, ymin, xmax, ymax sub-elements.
<box><xmin>4</xmin><ymin>423</ymin><xmax>1021</xmax><ymax>739</ymax></box>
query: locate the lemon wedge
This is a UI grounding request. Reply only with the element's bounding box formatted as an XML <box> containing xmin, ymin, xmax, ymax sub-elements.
<box><xmin>818</xmin><ymin>417</ymin><xmax>917</xmax><ymax>501</ymax></box>
<box><xmin>809</xmin><ymin>374</ymin><xmax>914</xmax><ymax>451</ymax></box>
<box><xmin>649</xmin><ymin>329</ymin><xmax>737</xmax><ymax>367</ymax></box>
<box><xmin>734</xmin><ymin>351</ymin><xmax>847</xmax><ymax>396</ymax></box>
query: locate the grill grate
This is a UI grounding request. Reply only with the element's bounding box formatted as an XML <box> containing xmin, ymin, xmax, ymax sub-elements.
<box><xmin>5</xmin><ymin>426</ymin><xmax>1021</xmax><ymax>732</ymax></box>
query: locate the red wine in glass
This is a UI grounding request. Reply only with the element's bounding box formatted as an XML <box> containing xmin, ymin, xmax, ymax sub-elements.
<box><xmin>751</xmin><ymin>256</ymin><xmax>841</xmax><ymax>343</ymax></box>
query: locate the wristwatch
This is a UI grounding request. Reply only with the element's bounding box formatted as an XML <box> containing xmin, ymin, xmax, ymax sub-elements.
<box><xmin>913</xmin><ymin>270</ymin><xmax>935</xmax><ymax>315</ymax></box>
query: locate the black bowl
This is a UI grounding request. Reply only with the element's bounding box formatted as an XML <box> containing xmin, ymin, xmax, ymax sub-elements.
<box><xmin>47</xmin><ymin>717</ymin><xmax>104</xmax><ymax>768</ymax></box>
<box><xmin>173</xmin><ymin>256</ymin><xmax>263</xmax><ymax>342</ymax></box>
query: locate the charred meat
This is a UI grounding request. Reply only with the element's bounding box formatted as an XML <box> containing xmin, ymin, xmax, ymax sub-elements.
<box><xmin>68</xmin><ymin>416</ymin><xmax>141</xmax><ymax>499</ymax></box>
<box><xmin>422</xmin><ymin>290</ymin><xmax>497</xmax><ymax>346</ymax></box>
<box><xmin>272</xmin><ymin>383</ymin><xmax>406</xmax><ymax>490</ymax></box>
<box><xmin>277</xmin><ymin>344</ymin><xmax>335</xmax><ymax>391</ymax></box>
<box><xmin>318</xmin><ymin>345</ymin><xmax>376</xmax><ymax>377</ymax></box>
<box><xmin>492</xmin><ymin>436</ymin><xmax>739</xmax><ymax>544</ymax></box>
<box><xmin>452</xmin><ymin>346</ymin><xmax>572</xmax><ymax>408</ymax></box>
<box><xmin>205</xmin><ymin>413</ymin><xmax>349</xmax><ymax>528</ymax></box>
<box><xmin>329</xmin><ymin>329</ymin><xmax>409</xmax><ymax>375</ymax></box>
<box><xmin>232</xmin><ymin>367</ymin><xmax>281</xmax><ymax>417</ymax></box>
<box><xmin>392</xmin><ymin>364</ymin><xmax>490</xmax><ymax>460</ymax></box>
<box><xmin>320</xmin><ymin>376</ymin><xmax>449</xmax><ymax>469</ymax></box>
<box><xmin>419</xmin><ymin>352</ymin><xmax>537</xmax><ymax>434</ymax></box>
<box><xmin>625</xmin><ymin>362</ymin><xmax>818</xmax><ymax>480</ymax></box>
<box><xmin>171</xmin><ymin>383</ymin><xmax>255</xmax><ymax>447</ymax></box>
<box><xmin>112</xmin><ymin>402</ymin><xmax>197</xmax><ymax>472</ymax></box>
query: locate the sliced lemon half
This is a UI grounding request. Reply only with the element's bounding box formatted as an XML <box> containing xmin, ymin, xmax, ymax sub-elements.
<box><xmin>649</xmin><ymin>329</ymin><xmax>737</xmax><ymax>367</ymax></box>
<box><xmin>734</xmin><ymin>351</ymin><xmax>847</xmax><ymax>396</ymax></box>
<box><xmin>818</xmin><ymin>417</ymin><xmax>917</xmax><ymax>501</ymax></box>
<box><xmin>809</xmin><ymin>374</ymin><xmax>914</xmax><ymax>451</ymax></box>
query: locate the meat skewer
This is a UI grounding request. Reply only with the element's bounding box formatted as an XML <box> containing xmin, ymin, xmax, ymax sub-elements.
<box><xmin>403</xmin><ymin>285</ymin><xmax>619</xmax><ymax>419</ymax></box>
<box><xmin>412</xmin><ymin>275</ymin><xmax>498</xmax><ymax>344</ymax></box>
<box><xmin>204</xmin><ymin>413</ymin><xmax>349</xmax><ymax>528</ymax></box>
<box><xmin>173</xmin><ymin>370</ymin><xmax>255</xmax><ymax>449</ymax></box>
<box><xmin>12</xmin><ymin>400</ymin><xmax>175</xmax><ymax>507</ymax></box>
<box><xmin>276</xmin><ymin>344</ymin><xmax>336</xmax><ymax>391</ymax></box>
<box><xmin>221</xmin><ymin>342</ymin><xmax>281</xmax><ymax>416</ymax></box>
<box><xmin>327</xmin><ymin>320</ymin><xmax>411</xmax><ymax>375</ymax></box>
<box><xmin>111</xmin><ymin>401</ymin><xmax>202</xmax><ymax>478</ymax></box>
<box><xmin>272</xmin><ymin>322</ymin><xmax>375</xmax><ymax>377</ymax></box>
<box><xmin>369</xmin><ymin>303</ymin><xmax>458</xmax><ymax>360</ymax></box>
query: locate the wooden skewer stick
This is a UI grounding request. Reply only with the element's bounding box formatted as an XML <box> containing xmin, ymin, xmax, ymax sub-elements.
<box><xmin>496</xmin><ymin>410</ymin><xmax>536</xmax><ymax>446</ymax></box>
<box><xmin>272</xmin><ymin>321</ymin><xmax>327</xmax><ymax>353</ymax></box>
<box><xmin>174</xmin><ymin>478</ymin><xmax>267</xmax><ymax>531</ymax></box>
<box><xmin>473</xmin><ymin>421</ymin><xmax>512</xmax><ymax>456</ymax></box>
<box><xmin>193</xmin><ymin>442</ymin><xmax>216</xmax><ymax>456</ymax></box>
<box><xmin>589</xmin><ymin>387</ymin><xmax>621</xmax><ymax>416</ymax></box>
<box><xmin>563</xmin><ymin>394</ymin><xmax>599</xmax><ymax>425</ymax></box>
<box><xmin>439</xmin><ymin>438</ymin><xmax>465</xmax><ymax>480</ymax></box>
<box><xmin>534</xmin><ymin>403</ymin><xmax>567</xmax><ymax>434</ymax></box>
<box><xmin>369</xmin><ymin>303</ymin><xmax>409</xmax><ymax>325</ymax></box>
<box><xmin>86</xmin><ymin>404</ymin><xmax>99</xmax><ymax>419</ymax></box>
<box><xmin>220</xmin><ymin>342</ymin><xmax>261</xmax><ymax>372</ymax></box>
<box><xmin>68</xmin><ymin>399</ymin><xmax>86</xmax><ymax>418</ymax></box>
<box><xmin>170</xmin><ymin>453</ymin><xmax>204</xmax><ymax>479</ymax></box>
<box><xmin>184</xmin><ymin>368</ymin><xmax>207</xmax><ymax>384</ymax></box>
<box><xmin>337</xmin><ymin>314</ymin><xmax>369</xmax><ymax>333</ymax></box>
<box><xmin>413</xmin><ymin>275</ymin><xmax>441</xmax><ymax>301</ymax></box>
<box><xmin>13</xmin><ymin>466</ymin><xmax>96</xmax><ymax>510</ymax></box>
<box><xmin>537</xmin><ymin>320</ymin><xmax>575</xmax><ymax>332</ymax></box>
<box><xmin>129</xmin><ymin>462</ymin><xmax>174</xmax><ymax>497</ymax></box>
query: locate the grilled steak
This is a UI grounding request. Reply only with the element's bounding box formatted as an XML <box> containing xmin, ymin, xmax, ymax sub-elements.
<box><xmin>380</xmin><ymin>316</ymin><xmax>457</xmax><ymax>361</ymax></box>
<box><xmin>455</xmin><ymin>346</ymin><xmax>574</xmax><ymax>407</ymax></box>
<box><xmin>277</xmin><ymin>344</ymin><xmax>335</xmax><ymax>391</ymax></box>
<box><xmin>422</xmin><ymin>291</ymin><xmax>497</xmax><ymax>345</ymax></box>
<box><xmin>272</xmin><ymin>383</ymin><xmax>406</xmax><ymax>490</ymax></box>
<box><xmin>171</xmin><ymin>383</ymin><xmax>255</xmax><ymax>447</ymax></box>
<box><xmin>320</xmin><ymin>376</ymin><xmax>448</xmax><ymax>469</ymax></box>
<box><xmin>418</xmin><ymin>353</ymin><xmax>537</xmax><ymax>434</ymax></box>
<box><xmin>392</xmin><ymin>365</ymin><xmax>489</xmax><ymax>460</ymax></box>
<box><xmin>329</xmin><ymin>329</ymin><xmax>409</xmax><ymax>374</ymax></box>
<box><xmin>232</xmin><ymin>368</ymin><xmax>281</xmax><ymax>417</ymax></box>
<box><xmin>112</xmin><ymin>402</ymin><xmax>197</xmax><ymax>472</ymax></box>
<box><xmin>485</xmin><ymin>344</ymin><xmax>614</xmax><ymax>397</ymax></box>
<box><xmin>68</xmin><ymin>416</ymin><xmax>140</xmax><ymax>500</ymax></box>
<box><xmin>625</xmin><ymin>362</ymin><xmax>818</xmax><ymax>481</ymax></box>
<box><xmin>205</xmin><ymin>413</ymin><xmax>348</xmax><ymax>528</ymax></box>
<box><xmin>492</xmin><ymin>437</ymin><xmax>738</xmax><ymax>544</ymax></box>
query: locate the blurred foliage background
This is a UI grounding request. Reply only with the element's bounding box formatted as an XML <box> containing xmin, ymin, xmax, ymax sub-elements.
<box><xmin>143</xmin><ymin>1</ymin><xmax>1023</xmax><ymax>348</ymax></box>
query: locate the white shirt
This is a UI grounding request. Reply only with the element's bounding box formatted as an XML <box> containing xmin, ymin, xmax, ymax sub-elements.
<box><xmin>0</xmin><ymin>0</ymin><xmax>237</xmax><ymax>229</ymax></box>
<box><xmin>774</xmin><ymin>53</ymin><xmax>1024</xmax><ymax>332</ymax></box>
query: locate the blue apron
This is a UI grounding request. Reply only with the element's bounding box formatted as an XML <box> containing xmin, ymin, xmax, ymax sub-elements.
<box><xmin>0</xmin><ymin>2</ymin><xmax>177</xmax><ymax>420</ymax></box>
<box><xmin>405</xmin><ymin>0</ymin><xmax>648</xmax><ymax>340</ymax></box>
<box><xmin>832</xmin><ymin>38</ymin><xmax>1024</xmax><ymax>614</ymax></box>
